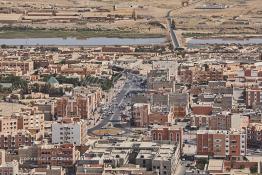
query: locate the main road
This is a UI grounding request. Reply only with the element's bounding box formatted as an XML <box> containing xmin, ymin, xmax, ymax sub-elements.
<box><xmin>87</xmin><ymin>72</ymin><xmax>142</xmax><ymax>136</ymax></box>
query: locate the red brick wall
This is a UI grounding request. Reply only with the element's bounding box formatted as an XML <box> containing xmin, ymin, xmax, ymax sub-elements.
<box><xmin>192</xmin><ymin>106</ymin><xmax>212</xmax><ymax>115</ymax></box>
<box><xmin>224</xmin><ymin>161</ymin><xmax>257</xmax><ymax>170</ymax></box>
<box><xmin>173</xmin><ymin>106</ymin><xmax>186</xmax><ymax>118</ymax></box>
<box><xmin>148</xmin><ymin>113</ymin><xmax>168</xmax><ymax>125</ymax></box>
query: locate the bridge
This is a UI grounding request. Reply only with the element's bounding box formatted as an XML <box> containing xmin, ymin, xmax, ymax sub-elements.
<box><xmin>166</xmin><ymin>10</ymin><xmax>180</xmax><ymax>50</ymax></box>
<box><xmin>166</xmin><ymin>0</ymin><xmax>204</xmax><ymax>50</ymax></box>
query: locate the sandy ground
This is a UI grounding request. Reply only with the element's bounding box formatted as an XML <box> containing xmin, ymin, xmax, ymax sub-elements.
<box><xmin>1</xmin><ymin>0</ymin><xmax>261</xmax><ymax>39</ymax></box>
<box><xmin>172</xmin><ymin>0</ymin><xmax>262</xmax><ymax>35</ymax></box>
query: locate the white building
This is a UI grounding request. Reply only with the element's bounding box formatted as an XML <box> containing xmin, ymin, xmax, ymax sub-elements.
<box><xmin>51</xmin><ymin>118</ymin><xmax>87</xmax><ymax>146</ymax></box>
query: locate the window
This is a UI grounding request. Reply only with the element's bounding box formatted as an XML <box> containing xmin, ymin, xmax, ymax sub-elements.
<box><xmin>158</xmin><ymin>133</ymin><xmax>162</xmax><ymax>140</ymax></box>
<box><xmin>170</xmin><ymin>133</ymin><xmax>173</xmax><ymax>141</ymax></box>
<box><xmin>153</xmin><ymin>133</ymin><xmax>157</xmax><ymax>140</ymax></box>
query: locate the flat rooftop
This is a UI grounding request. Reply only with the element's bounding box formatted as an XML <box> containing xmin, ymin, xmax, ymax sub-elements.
<box><xmin>0</xmin><ymin>102</ymin><xmax>26</xmax><ymax>116</ymax></box>
<box><xmin>208</xmin><ymin>159</ymin><xmax>224</xmax><ymax>172</ymax></box>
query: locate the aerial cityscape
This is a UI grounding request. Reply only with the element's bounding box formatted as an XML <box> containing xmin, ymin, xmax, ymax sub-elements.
<box><xmin>0</xmin><ymin>0</ymin><xmax>261</xmax><ymax>174</ymax></box>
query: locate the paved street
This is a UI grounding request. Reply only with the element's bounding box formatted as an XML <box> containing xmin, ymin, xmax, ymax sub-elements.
<box><xmin>87</xmin><ymin>72</ymin><xmax>143</xmax><ymax>136</ymax></box>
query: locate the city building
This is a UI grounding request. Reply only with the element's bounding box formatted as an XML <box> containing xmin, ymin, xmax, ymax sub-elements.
<box><xmin>0</xmin><ymin>160</ymin><xmax>19</xmax><ymax>175</ymax></box>
<box><xmin>151</xmin><ymin>125</ymin><xmax>183</xmax><ymax>149</ymax></box>
<box><xmin>0</xmin><ymin>60</ymin><xmax>34</xmax><ymax>74</ymax></box>
<box><xmin>197</xmin><ymin>129</ymin><xmax>247</xmax><ymax>158</ymax></box>
<box><xmin>37</xmin><ymin>144</ymin><xmax>80</xmax><ymax>168</ymax></box>
<box><xmin>247</xmin><ymin>123</ymin><xmax>262</xmax><ymax>148</ymax></box>
<box><xmin>54</xmin><ymin>88</ymin><xmax>101</xmax><ymax>119</ymax></box>
<box><xmin>152</xmin><ymin>60</ymin><xmax>177</xmax><ymax>80</ymax></box>
<box><xmin>27</xmin><ymin>166</ymin><xmax>66</xmax><ymax>175</ymax></box>
<box><xmin>51</xmin><ymin>118</ymin><xmax>87</xmax><ymax>145</ymax></box>
<box><xmin>132</xmin><ymin>103</ymin><xmax>150</xmax><ymax>127</ymax></box>
<box><xmin>246</xmin><ymin>87</ymin><xmax>262</xmax><ymax>108</ymax></box>
<box><xmin>0</xmin><ymin>130</ymin><xmax>33</xmax><ymax>150</ymax></box>
<box><xmin>80</xmin><ymin>139</ymin><xmax>180</xmax><ymax>175</ymax></box>
<box><xmin>0</xmin><ymin>107</ymin><xmax>45</xmax><ymax>140</ymax></box>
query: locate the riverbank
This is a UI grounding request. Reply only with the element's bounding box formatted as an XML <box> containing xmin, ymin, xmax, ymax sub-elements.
<box><xmin>0</xmin><ymin>29</ymin><xmax>165</xmax><ymax>39</ymax></box>
<box><xmin>182</xmin><ymin>32</ymin><xmax>262</xmax><ymax>39</ymax></box>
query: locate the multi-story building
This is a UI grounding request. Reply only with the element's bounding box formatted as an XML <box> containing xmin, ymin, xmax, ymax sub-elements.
<box><xmin>169</xmin><ymin>93</ymin><xmax>189</xmax><ymax>119</ymax></box>
<box><xmin>0</xmin><ymin>60</ymin><xmax>34</xmax><ymax>74</ymax></box>
<box><xmin>0</xmin><ymin>160</ymin><xmax>19</xmax><ymax>175</ymax></box>
<box><xmin>136</xmin><ymin>144</ymin><xmax>180</xmax><ymax>175</ymax></box>
<box><xmin>81</xmin><ymin>139</ymin><xmax>180</xmax><ymax>175</ymax></box>
<box><xmin>0</xmin><ymin>117</ymin><xmax>18</xmax><ymax>133</ymax></box>
<box><xmin>37</xmin><ymin>144</ymin><xmax>80</xmax><ymax>168</ymax></box>
<box><xmin>55</xmin><ymin>87</ymin><xmax>101</xmax><ymax>119</ymax></box>
<box><xmin>0</xmin><ymin>130</ymin><xmax>33</xmax><ymax>150</ymax></box>
<box><xmin>247</xmin><ymin>123</ymin><xmax>262</xmax><ymax>148</ymax></box>
<box><xmin>28</xmin><ymin>166</ymin><xmax>66</xmax><ymax>175</ymax></box>
<box><xmin>191</xmin><ymin>115</ymin><xmax>210</xmax><ymax>129</ymax></box>
<box><xmin>0</xmin><ymin>150</ymin><xmax>5</xmax><ymax>164</ymax></box>
<box><xmin>178</xmin><ymin>68</ymin><xmax>193</xmax><ymax>84</ymax></box>
<box><xmin>15</xmin><ymin>107</ymin><xmax>45</xmax><ymax>140</ymax></box>
<box><xmin>209</xmin><ymin>113</ymin><xmax>231</xmax><ymax>130</ymax></box>
<box><xmin>34</xmin><ymin>100</ymin><xmax>55</xmax><ymax>121</ymax></box>
<box><xmin>246</xmin><ymin>87</ymin><xmax>262</xmax><ymax>108</ymax></box>
<box><xmin>0</xmin><ymin>108</ymin><xmax>45</xmax><ymax>140</ymax></box>
<box><xmin>51</xmin><ymin>118</ymin><xmax>87</xmax><ymax>146</ymax></box>
<box><xmin>132</xmin><ymin>103</ymin><xmax>150</xmax><ymax>127</ymax></box>
<box><xmin>193</xmin><ymin>68</ymin><xmax>223</xmax><ymax>83</ymax></box>
<box><xmin>151</xmin><ymin>126</ymin><xmax>183</xmax><ymax>149</ymax></box>
<box><xmin>191</xmin><ymin>104</ymin><xmax>213</xmax><ymax>115</ymax></box>
<box><xmin>132</xmin><ymin>103</ymin><xmax>173</xmax><ymax>127</ymax></box>
<box><xmin>147</xmin><ymin>69</ymin><xmax>175</xmax><ymax>92</ymax></box>
<box><xmin>193</xmin><ymin>113</ymin><xmax>249</xmax><ymax>130</ymax></box>
<box><xmin>197</xmin><ymin>129</ymin><xmax>247</xmax><ymax>158</ymax></box>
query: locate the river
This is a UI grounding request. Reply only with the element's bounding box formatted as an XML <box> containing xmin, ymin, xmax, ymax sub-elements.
<box><xmin>187</xmin><ymin>37</ymin><xmax>262</xmax><ymax>48</ymax></box>
<box><xmin>0</xmin><ymin>37</ymin><xmax>166</xmax><ymax>46</ymax></box>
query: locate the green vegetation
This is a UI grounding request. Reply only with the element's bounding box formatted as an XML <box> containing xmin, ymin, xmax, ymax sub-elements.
<box><xmin>250</xmin><ymin>166</ymin><xmax>258</xmax><ymax>174</ymax></box>
<box><xmin>42</xmin><ymin>72</ymin><xmax>122</xmax><ymax>91</ymax></box>
<box><xmin>0</xmin><ymin>26</ymin><xmax>165</xmax><ymax>39</ymax></box>
<box><xmin>31</xmin><ymin>83</ymin><xmax>64</xmax><ymax>97</ymax></box>
<box><xmin>196</xmin><ymin>158</ymin><xmax>208</xmax><ymax>170</ymax></box>
<box><xmin>82</xmin><ymin>73</ymin><xmax>122</xmax><ymax>91</ymax></box>
<box><xmin>42</xmin><ymin>75</ymin><xmax>80</xmax><ymax>87</ymax></box>
<box><xmin>0</xmin><ymin>75</ymin><xmax>28</xmax><ymax>92</ymax></box>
